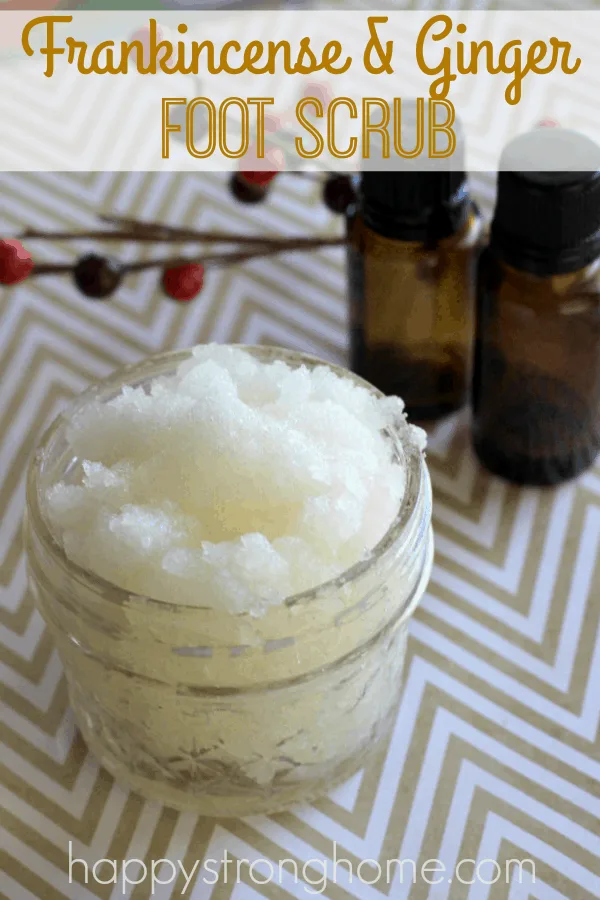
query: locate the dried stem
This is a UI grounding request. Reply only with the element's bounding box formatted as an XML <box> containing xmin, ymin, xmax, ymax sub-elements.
<box><xmin>124</xmin><ymin>236</ymin><xmax>346</xmax><ymax>273</ymax></box>
<box><xmin>31</xmin><ymin>263</ymin><xmax>76</xmax><ymax>276</ymax></box>
<box><xmin>98</xmin><ymin>214</ymin><xmax>282</xmax><ymax>244</ymax></box>
<box><xmin>23</xmin><ymin>228</ymin><xmax>205</xmax><ymax>244</ymax></box>
<box><xmin>23</xmin><ymin>218</ymin><xmax>334</xmax><ymax>248</ymax></box>
<box><xmin>30</xmin><ymin>235</ymin><xmax>347</xmax><ymax>278</ymax></box>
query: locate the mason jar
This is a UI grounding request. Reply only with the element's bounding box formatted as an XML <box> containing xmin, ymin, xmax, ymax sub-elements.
<box><xmin>24</xmin><ymin>346</ymin><xmax>433</xmax><ymax>816</ymax></box>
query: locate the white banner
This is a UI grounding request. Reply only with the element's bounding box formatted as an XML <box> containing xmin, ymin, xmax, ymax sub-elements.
<box><xmin>0</xmin><ymin>9</ymin><xmax>598</xmax><ymax>171</ymax></box>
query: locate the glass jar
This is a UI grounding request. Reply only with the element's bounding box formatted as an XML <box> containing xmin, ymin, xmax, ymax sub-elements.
<box><xmin>24</xmin><ymin>346</ymin><xmax>433</xmax><ymax>816</ymax></box>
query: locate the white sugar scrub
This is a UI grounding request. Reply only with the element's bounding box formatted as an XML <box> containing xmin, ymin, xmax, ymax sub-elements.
<box><xmin>44</xmin><ymin>343</ymin><xmax>426</xmax><ymax>614</ymax></box>
<box><xmin>27</xmin><ymin>345</ymin><xmax>433</xmax><ymax>815</ymax></box>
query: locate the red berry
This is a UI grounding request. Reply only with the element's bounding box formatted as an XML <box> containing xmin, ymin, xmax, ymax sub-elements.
<box><xmin>162</xmin><ymin>263</ymin><xmax>204</xmax><ymax>302</ymax></box>
<box><xmin>0</xmin><ymin>239</ymin><xmax>34</xmax><ymax>285</ymax></box>
<box><xmin>238</xmin><ymin>144</ymin><xmax>285</xmax><ymax>189</ymax></box>
<box><xmin>239</xmin><ymin>170</ymin><xmax>279</xmax><ymax>187</ymax></box>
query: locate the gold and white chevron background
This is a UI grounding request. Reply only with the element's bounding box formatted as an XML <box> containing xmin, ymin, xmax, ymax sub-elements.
<box><xmin>1</xmin><ymin>167</ymin><xmax>599</xmax><ymax>900</ymax></box>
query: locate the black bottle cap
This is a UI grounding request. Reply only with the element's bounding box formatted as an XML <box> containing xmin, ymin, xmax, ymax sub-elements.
<box><xmin>491</xmin><ymin>129</ymin><xmax>600</xmax><ymax>276</ymax></box>
<box><xmin>361</xmin><ymin>169</ymin><xmax>469</xmax><ymax>242</ymax></box>
<box><xmin>359</xmin><ymin>106</ymin><xmax>469</xmax><ymax>242</ymax></box>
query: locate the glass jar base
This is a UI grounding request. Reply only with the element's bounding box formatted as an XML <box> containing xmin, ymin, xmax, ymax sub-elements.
<box><xmin>66</xmin><ymin>529</ymin><xmax>433</xmax><ymax>817</ymax></box>
<box><xmin>74</xmin><ymin>708</ymin><xmax>389</xmax><ymax>816</ymax></box>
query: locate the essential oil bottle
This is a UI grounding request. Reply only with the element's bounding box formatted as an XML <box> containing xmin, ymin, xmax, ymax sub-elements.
<box><xmin>347</xmin><ymin>158</ymin><xmax>481</xmax><ymax>422</ymax></box>
<box><xmin>472</xmin><ymin>128</ymin><xmax>600</xmax><ymax>486</ymax></box>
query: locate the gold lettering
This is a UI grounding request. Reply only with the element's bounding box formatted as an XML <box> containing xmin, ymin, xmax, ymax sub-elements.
<box><xmin>154</xmin><ymin>19</ymin><xmax>177</xmax><ymax>75</ymax></box>
<box><xmin>416</xmin><ymin>15</ymin><xmax>455</xmax><ymax>100</ymax></box>
<box><xmin>295</xmin><ymin>98</ymin><xmax>325</xmax><ymax>159</ymax></box>
<box><xmin>119</xmin><ymin>39</ymin><xmax>146</xmax><ymax>75</ymax></box>
<box><xmin>295</xmin><ymin>38</ymin><xmax>319</xmax><ymax>75</ymax></box>
<box><xmin>552</xmin><ymin>38</ymin><xmax>581</xmax><ymax>74</ymax></box>
<box><xmin>189</xmin><ymin>41</ymin><xmax>217</xmax><ymax>75</ymax></box>
<box><xmin>393</xmin><ymin>97</ymin><xmax>425</xmax><ymax>158</ymax></box>
<box><xmin>363</xmin><ymin>16</ymin><xmax>393</xmax><ymax>75</ymax></box>
<box><xmin>23</xmin><ymin>12</ymin><xmax>579</xmax><ymax>106</ymax></box>
<box><xmin>322</xmin><ymin>41</ymin><xmax>352</xmax><ymax>74</ymax></box>
<box><xmin>499</xmin><ymin>41</ymin><xmax>525</xmax><ymax>104</ymax></box>
<box><xmin>22</xmin><ymin>15</ymin><xmax>72</xmax><ymax>77</ymax></box>
<box><xmin>90</xmin><ymin>40</ymin><xmax>120</xmax><ymax>75</ymax></box>
<box><xmin>362</xmin><ymin>98</ymin><xmax>390</xmax><ymax>159</ymax></box>
<box><xmin>162</xmin><ymin>98</ymin><xmax>186</xmax><ymax>159</ymax></box>
<box><xmin>219</xmin><ymin>98</ymin><xmax>249</xmax><ymax>158</ymax></box>
<box><xmin>21</xmin><ymin>18</ymin><xmax>353</xmax><ymax>78</ymax></box>
<box><xmin>243</xmin><ymin>41</ymin><xmax>265</xmax><ymax>71</ymax></box>
<box><xmin>248</xmin><ymin>98</ymin><xmax>274</xmax><ymax>158</ymax></box>
<box><xmin>456</xmin><ymin>40</ymin><xmax>501</xmax><ymax>75</ymax></box>
<box><xmin>429</xmin><ymin>100</ymin><xmax>456</xmax><ymax>158</ymax></box>
<box><xmin>187</xmin><ymin>98</ymin><xmax>217</xmax><ymax>158</ymax></box>
<box><xmin>220</xmin><ymin>41</ymin><xmax>244</xmax><ymax>74</ymax></box>
<box><xmin>526</xmin><ymin>40</ymin><xmax>553</xmax><ymax>74</ymax></box>
<box><xmin>267</xmin><ymin>41</ymin><xmax>291</xmax><ymax>74</ymax></box>
<box><xmin>327</xmin><ymin>98</ymin><xmax>357</xmax><ymax>158</ymax></box>
<box><xmin>65</xmin><ymin>38</ymin><xmax>87</xmax><ymax>69</ymax></box>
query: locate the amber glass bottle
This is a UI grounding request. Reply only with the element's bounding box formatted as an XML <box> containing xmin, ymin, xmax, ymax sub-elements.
<box><xmin>472</xmin><ymin>129</ymin><xmax>600</xmax><ymax>485</ymax></box>
<box><xmin>347</xmin><ymin>168</ymin><xmax>481</xmax><ymax>421</ymax></box>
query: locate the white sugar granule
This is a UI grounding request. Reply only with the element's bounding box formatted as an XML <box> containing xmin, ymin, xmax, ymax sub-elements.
<box><xmin>44</xmin><ymin>345</ymin><xmax>426</xmax><ymax>614</ymax></box>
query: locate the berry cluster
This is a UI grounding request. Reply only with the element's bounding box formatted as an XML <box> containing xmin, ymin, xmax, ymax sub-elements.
<box><xmin>0</xmin><ymin>240</ymin><xmax>205</xmax><ymax>303</ymax></box>
<box><xmin>0</xmin><ymin>170</ymin><xmax>355</xmax><ymax>303</ymax></box>
<box><xmin>73</xmin><ymin>254</ymin><xmax>205</xmax><ymax>302</ymax></box>
<box><xmin>232</xmin><ymin>168</ymin><xmax>356</xmax><ymax>217</ymax></box>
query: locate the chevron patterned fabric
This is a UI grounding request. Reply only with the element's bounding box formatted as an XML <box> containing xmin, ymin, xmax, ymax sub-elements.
<box><xmin>0</xmin><ymin>167</ymin><xmax>599</xmax><ymax>899</ymax></box>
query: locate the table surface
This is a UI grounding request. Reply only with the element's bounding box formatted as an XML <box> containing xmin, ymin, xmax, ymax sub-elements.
<box><xmin>1</xmin><ymin>171</ymin><xmax>599</xmax><ymax>900</ymax></box>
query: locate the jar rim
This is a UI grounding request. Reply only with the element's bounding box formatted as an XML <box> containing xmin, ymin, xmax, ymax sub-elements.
<box><xmin>25</xmin><ymin>344</ymin><xmax>429</xmax><ymax>616</ymax></box>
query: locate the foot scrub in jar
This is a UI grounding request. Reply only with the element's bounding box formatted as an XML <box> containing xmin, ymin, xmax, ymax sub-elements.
<box><xmin>24</xmin><ymin>344</ymin><xmax>433</xmax><ymax>816</ymax></box>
